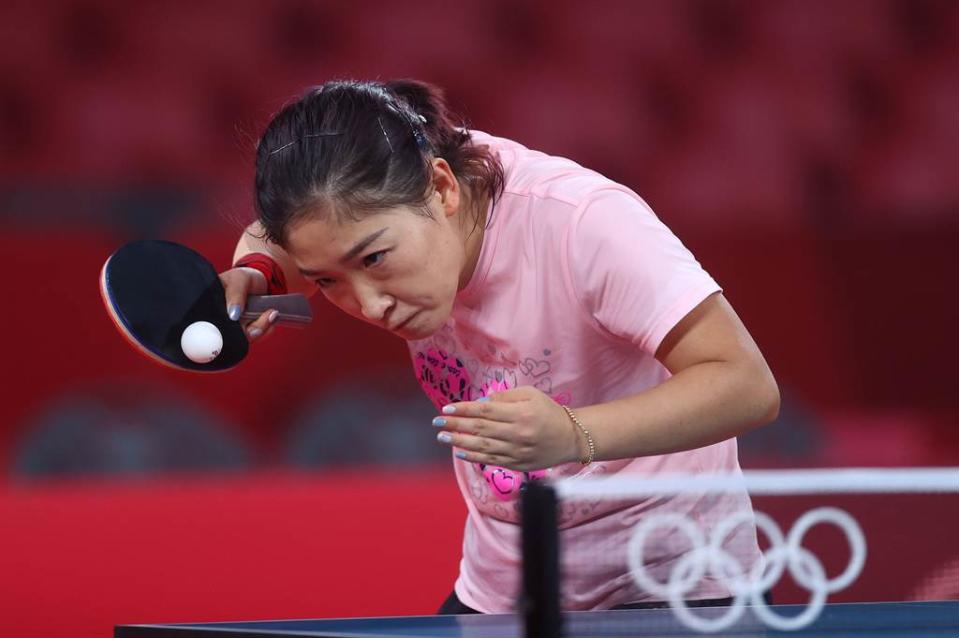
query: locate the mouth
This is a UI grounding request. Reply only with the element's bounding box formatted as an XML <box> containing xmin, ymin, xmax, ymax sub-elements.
<box><xmin>390</xmin><ymin>311</ymin><xmax>420</xmax><ymax>333</ymax></box>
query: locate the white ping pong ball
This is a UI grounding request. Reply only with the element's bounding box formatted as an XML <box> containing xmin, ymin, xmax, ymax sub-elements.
<box><xmin>181</xmin><ymin>321</ymin><xmax>223</xmax><ymax>364</ymax></box>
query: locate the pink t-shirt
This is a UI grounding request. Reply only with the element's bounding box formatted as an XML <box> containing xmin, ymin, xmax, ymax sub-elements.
<box><xmin>407</xmin><ymin>132</ymin><xmax>760</xmax><ymax>612</ymax></box>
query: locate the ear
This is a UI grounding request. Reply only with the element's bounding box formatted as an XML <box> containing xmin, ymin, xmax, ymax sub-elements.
<box><xmin>431</xmin><ymin>158</ymin><xmax>460</xmax><ymax>218</ymax></box>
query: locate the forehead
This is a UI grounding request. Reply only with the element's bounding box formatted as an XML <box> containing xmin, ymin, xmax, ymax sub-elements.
<box><xmin>287</xmin><ymin>204</ymin><xmax>433</xmax><ymax>250</ymax></box>
<box><xmin>287</xmin><ymin>214</ymin><xmax>359</xmax><ymax>248</ymax></box>
<box><xmin>284</xmin><ymin>207</ymin><xmax>417</xmax><ymax>266</ymax></box>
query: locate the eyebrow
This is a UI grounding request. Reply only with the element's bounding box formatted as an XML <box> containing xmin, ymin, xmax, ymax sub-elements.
<box><xmin>298</xmin><ymin>227</ymin><xmax>389</xmax><ymax>276</ymax></box>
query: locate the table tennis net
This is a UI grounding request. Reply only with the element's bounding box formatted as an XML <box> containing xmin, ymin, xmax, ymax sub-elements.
<box><xmin>518</xmin><ymin>468</ymin><xmax>959</xmax><ymax>635</ymax></box>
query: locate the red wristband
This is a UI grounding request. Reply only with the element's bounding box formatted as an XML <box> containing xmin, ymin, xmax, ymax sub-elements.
<box><xmin>233</xmin><ymin>252</ymin><xmax>288</xmax><ymax>295</ymax></box>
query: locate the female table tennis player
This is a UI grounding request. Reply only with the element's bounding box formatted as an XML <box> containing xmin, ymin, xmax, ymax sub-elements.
<box><xmin>220</xmin><ymin>80</ymin><xmax>780</xmax><ymax>613</ymax></box>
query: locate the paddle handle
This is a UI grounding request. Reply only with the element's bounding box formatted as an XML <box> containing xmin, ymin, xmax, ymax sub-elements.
<box><xmin>241</xmin><ymin>294</ymin><xmax>313</xmax><ymax>326</ymax></box>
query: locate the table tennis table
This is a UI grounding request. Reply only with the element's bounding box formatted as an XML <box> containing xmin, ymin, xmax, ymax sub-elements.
<box><xmin>116</xmin><ymin>600</ymin><xmax>959</xmax><ymax>637</ymax></box>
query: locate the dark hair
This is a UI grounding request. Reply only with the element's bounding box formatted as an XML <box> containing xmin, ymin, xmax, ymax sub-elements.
<box><xmin>254</xmin><ymin>79</ymin><xmax>504</xmax><ymax>247</ymax></box>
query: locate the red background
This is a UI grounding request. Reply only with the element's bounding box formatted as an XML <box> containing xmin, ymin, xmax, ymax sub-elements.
<box><xmin>1</xmin><ymin>1</ymin><xmax>957</xmax><ymax>636</ymax></box>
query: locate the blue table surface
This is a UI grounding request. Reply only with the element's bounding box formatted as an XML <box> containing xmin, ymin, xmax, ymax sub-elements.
<box><xmin>115</xmin><ymin>600</ymin><xmax>959</xmax><ymax>637</ymax></box>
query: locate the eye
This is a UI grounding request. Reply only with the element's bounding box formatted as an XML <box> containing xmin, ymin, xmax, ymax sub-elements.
<box><xmin>363</xmin><ymin>250</ymin><xmax>387</xmax><ymax>268</ymax></box>
<box><xmin>314</xmin><ymin>277</ymin><xmax>336</xmax><ymax>289</ymax></box>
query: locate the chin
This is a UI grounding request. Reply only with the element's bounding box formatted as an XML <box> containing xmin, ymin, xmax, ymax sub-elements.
<box><xmin>393</xmin><ymin>311</ymin><xmax>443</xmax><ymax>340</ymax></box>
<box><xmin>395</xmin><ymin>323</ymin><xmax>435</xmax><ymax>341</ymax></box>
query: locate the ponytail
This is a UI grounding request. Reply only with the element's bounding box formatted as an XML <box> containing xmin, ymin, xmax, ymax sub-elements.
<box><xmin>387</xmin><ymin>80</ymin><xmax>504</xmax><ymax>211</ymax></box>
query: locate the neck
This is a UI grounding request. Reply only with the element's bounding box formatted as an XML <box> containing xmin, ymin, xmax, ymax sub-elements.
<box><xmin>457</xmin><ymin>187</ymin><xmax>489</xmax><ymax>290</ymax></box>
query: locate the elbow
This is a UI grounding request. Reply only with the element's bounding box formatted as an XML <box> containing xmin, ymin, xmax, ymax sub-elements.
<box><xmin>734</xmin><ymin>360</ymin><xmax>780</xmax><ymax>429</ymax></box>
<box><xmin>756</xmin><ymin>370</ymin><xmax>781</xmax><ymax>426</ymax></box>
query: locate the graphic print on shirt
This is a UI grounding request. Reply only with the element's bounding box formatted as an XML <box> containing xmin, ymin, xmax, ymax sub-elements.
<box><xmin>413</xmin><ymin>345</ymin><xmax>567</xmax><ymax>502</ymax></box>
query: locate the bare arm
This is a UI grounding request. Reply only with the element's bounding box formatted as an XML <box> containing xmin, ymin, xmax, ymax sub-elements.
<box><xmin>576</xmin><ymin>292</ymin><xmax>780</xmax><ymax>460</ymax></box>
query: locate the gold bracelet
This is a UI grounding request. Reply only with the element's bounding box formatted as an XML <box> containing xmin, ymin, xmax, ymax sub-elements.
<box><xmin>562</xmin><ymin>405</ymin><xmax>595</xmax><ymax>465</ymax></box>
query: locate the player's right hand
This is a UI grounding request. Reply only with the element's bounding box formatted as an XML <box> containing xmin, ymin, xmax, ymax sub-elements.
<box><xmin>218</xmin><ymin>267</ymin><xmax>278</xmax><ymax>342</ymax></box>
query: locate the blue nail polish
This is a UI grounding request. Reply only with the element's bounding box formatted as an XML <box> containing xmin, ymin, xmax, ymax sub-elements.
<box><xmin>455</xmin><ymin>451</ymin><xmax>467</xmax><ymax>460</ymax></box>
<box><xmin>432</xmin><ymin>417</ymin><xmax>447</xmax><ymax>427</ymax></box>
<box><xmin>477</xmin><ymin>396</ymin><xmax>490</xmax><ymax>403</ymax></box>
<box><xmin>248</xmin><ymin>328</ymin><xmax>262</xmax><ymax>339</ymax></box>
<box><xmin>442</xmin><ymin>405</ymin><xmax>456</xmax><ymax>415</ymax></box>
<box><xmin>228</xmin><ymin>304</ymin><xmax>242</xmax><ymax>321</ymax></box>
<box><xmin>437</xmin><ymin>432</ymin><xmax>452</xmax><ymax>443</ymax></box>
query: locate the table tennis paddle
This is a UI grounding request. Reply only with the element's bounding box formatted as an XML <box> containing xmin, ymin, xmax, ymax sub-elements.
<box><xmin>100</xmin><ymin>239</ymin><xmax>312</xmax><ymax>372</ymax></box>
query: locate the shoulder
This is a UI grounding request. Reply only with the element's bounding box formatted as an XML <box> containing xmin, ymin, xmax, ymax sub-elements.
<box><xmin>470</xmin><ymin>130</ymin><xmax>629</xmax><ymax>205</ymax></box>
<box><xmin>471</xmin><ymin>130</ymin><xmax>646</xmax><ymax>227</ymax></box>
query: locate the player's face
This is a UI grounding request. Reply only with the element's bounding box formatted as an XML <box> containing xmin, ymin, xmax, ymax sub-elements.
<box><xmin>285</xmin><ymin>163</ymin><xmax>478</xmax><ymax>340</ymax></box>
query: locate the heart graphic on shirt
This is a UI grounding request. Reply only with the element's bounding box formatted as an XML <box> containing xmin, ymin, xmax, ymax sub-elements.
<box><xmin>520</xmin><ymin>357</ymin><xmax>551</xmax><ymax>378</ymax></box>
<box><xmin>534</xmin><ymin>377</ymin><xmax>553</xmax><ymax>394</ymax></box>
<box><xmin>481</xmin><ymin>465</ymin><xmax>549</xmax><ymax>501</ymax></box>
<box><xmin>487</xmin><ymin>368</ymin><xmax>518</xmax><ymax>388</ymax></box>
<box><xmin>486</xmin><ymin>467</ymin><xmax>520</xmax><ymax>496</ymax></box>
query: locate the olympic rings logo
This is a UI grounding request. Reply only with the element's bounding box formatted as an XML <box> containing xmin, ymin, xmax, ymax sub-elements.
<box><xmin>626</xmin><ymin>507</ymin><xmax>867</xmax><ymax>633</ymax></box>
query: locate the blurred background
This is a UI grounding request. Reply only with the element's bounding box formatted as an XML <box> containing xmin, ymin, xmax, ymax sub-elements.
<box><xmin>1</xmin><ymin>0</ymin><xmax>957</xmax><ymax>635</ymax></box>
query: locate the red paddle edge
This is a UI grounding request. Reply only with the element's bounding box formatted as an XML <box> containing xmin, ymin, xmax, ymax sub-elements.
<box><xmin>98</xmin><ymin>253</ymin><xmax>234</xmax><ymax>374</ymax></box>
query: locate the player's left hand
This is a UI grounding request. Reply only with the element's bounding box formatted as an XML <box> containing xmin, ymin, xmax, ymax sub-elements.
<box><xmin>433</xmin><ymin>386</ymin><xmax>581</xmax><ymax>471</ymax></box>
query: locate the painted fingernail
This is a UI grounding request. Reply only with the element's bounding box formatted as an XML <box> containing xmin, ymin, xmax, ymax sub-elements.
<box><xmin>442</xmin><ymin>405</ymin><xmax>456</xmax><ymax>414</ymax></box>
<box><xmin>228</xmin><ymin>304</ymin><xmax>242</xmax><ymax>321</ymax></box>
<box><xmin>248</xmin><ymin>328</ymin><xmax>263</xmax><ymax>339</ymax></box>
<box><xmin>268</xmin><ymin>310</ymin><xmax>279</xmax><ymax>324</ymax></box>
<box><xmin>455</xmin><ymin>451</ymin><xmax>467</xmax><ymax>459</ymax></box>
<box><xmin>477</xmin><ymin>397</ymin><xmax>490</xmax><ymax>403</ymax></box>
<box><xmin>432</xmin><ymin>417</ymin><xmax>447</xmax><ymax>427</ymax></box>
<box><xmin>437</xmin><ymin>432</ymin><xmax>452</xmax><ymax>444</ymax></box>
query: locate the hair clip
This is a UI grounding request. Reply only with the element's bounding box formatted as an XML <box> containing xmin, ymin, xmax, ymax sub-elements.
<box><xmin>268</xmin><ymin>132</ymin><xmax>342</xmax><ymax>156</ymax></box>
<box><xmin>412</xmin><ymin>128</ymin><xmax>429</xmax><ymax>151</ymax></box>
<box><xmin>377</xmin><ymin>116</ymin><xmax>394</xmax><ymax>153</ymax></box>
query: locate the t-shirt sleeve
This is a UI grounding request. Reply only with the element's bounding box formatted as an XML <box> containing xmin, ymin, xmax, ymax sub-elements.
<box><xmin>564</xmin><ymin>188</ymin><xmax>722</xmax><ymax>355</ymax></box>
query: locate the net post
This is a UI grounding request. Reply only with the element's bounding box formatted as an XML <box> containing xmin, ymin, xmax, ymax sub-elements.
<box><xmin>520</xmin><ymin>480</ymin><xmax>562</xmax><ymax>638</ymax></box>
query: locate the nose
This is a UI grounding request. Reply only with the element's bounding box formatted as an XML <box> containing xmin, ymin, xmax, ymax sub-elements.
<box><xmin>355</xmin><ymin>283</ymin><xmax>395</xmax><ymax>322</ymax></box>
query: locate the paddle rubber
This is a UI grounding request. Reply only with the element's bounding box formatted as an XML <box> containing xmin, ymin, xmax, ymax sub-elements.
<box><xmin>100</xmin><ymin>239</ymin><xmax>311</xmax><ymax>372</ymax></box>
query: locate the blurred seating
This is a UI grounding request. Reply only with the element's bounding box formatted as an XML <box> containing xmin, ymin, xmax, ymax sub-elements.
<box><xmin>1</xmin><ymin>0</ymin><xmax>954</xmax><ymax>225</ymax></box>
<box><xmin>13</xmin><ymin>383</ymin><xmax>252</xmax><ymax>476</ymax></box>
<box><xmin>2</xmin><ymin>0</ymin><xmax>957</xmax><ymax>476</ymax></box>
